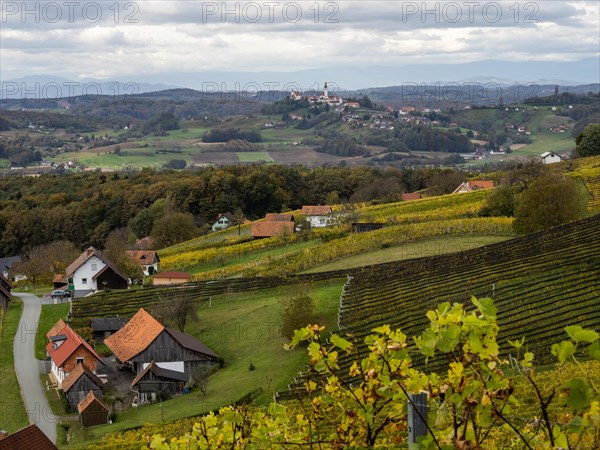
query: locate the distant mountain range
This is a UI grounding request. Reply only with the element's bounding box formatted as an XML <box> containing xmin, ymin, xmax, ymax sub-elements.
<box><xmin>1</xmin><ymin>58</ymin><xmax>599</xmax><ymax>99</ymax></box>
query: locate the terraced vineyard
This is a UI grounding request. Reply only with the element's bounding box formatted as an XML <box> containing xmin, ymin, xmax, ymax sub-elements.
<box><xmin>584</xmin><ymin>176</ymin><xmax>600</xmax><ymax>211</ymax></box>
<box><xmin>334</xmin><ymin>214</ymin><xmax>600</xmax><ymax>371</ymax></box>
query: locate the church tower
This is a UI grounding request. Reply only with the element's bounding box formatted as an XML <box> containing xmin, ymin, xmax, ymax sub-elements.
<box><xmin>323</xmin><ymin>82</ymin><xmax>329</xmax><ymax>99</ymax></box>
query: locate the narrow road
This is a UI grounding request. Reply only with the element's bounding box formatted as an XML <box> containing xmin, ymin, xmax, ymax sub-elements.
<box><xmin>13</xmin><ymin>293</ymin><xmax>58</xmax><ymax>443</ymax></box>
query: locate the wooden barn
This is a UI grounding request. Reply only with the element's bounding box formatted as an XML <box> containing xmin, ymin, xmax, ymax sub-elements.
<box><xmin>131</xmin><ymin>360</ymin><xmax>188</xmax><ymax>404</ymax></box>
<box><xmin>90</xmin><ymin>317</ymin><xmax>127</xmax><ymax>344</ymax></box>
<box><xmin>77</xmin><ymin>390</ymin><xmax>110</xmax><ymax>428</ymax></box>
<box><xmin>61</xmin><ymin>363</ymin><xmax>105</xmax><ymax>411</ymax></box>
<box><xmin>104</xmin><ymin>308</ymin><xmax>219</xmax><ymax>379</ymax></box>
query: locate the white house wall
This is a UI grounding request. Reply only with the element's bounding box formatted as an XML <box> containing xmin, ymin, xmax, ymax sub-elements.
<box><xmin>72</xmin><ymin>256</ymin><xmax>106</xmax><ymax>294</ymax></box>
<box><xmin>307</xmin><ymin>215</ymin><xmax>334</xmax><ymax>228</ymax></box>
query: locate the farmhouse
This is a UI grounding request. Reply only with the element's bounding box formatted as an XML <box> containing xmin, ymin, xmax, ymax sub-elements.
<box><xmin>0</xmin><ymin>424</ymin><xmax>58</xmax><ymax>450</ymax></box>
<box><xmin>0</xmin><ymin>273</ymin><xmax>12</xmax><ymax>310</ymax></box>
<box><xmin>104</xmin><ymin>308</ymin><xmax>219</xmax><ymax>379</ymax></box>
<box><xmin>541</xmin><ymin>151</ymin><xmax>562</xmax><ymax>164</ymax></box>
<box><xmin>452</xmin><ymin>180</ymin><xmax>494</xmax><ymax>194</ymax></box>
<box><xmin>77</xmin><ymin>390</ymin><xmax>110</xmax><ymax>427</ymax></box>
<box><xmin>126</xmin><ymin>250</ymin><xmax>160</xmax><ymax>276</ymax></box>
<box><xmin>65</xmin><ymin>247</ymin><xmax>128</xmax><ymax>297</ymax></box>
<box><xmin>301</xmin><ymin>205</ymin><xmax>334</xmax><ymax>228</ymax></box>
<box><xmin>131</xmin><ymin>360</ymin><xmax>189</xmax><ymax>405</ymax></box>
<box><xmin>90</xmin><ymin>317</ymin><xmax>127</xmax><ymax>344</ymax></box>
<box><xmin>211</xmin><ymin>212</ymin><xmax>234</xmax><ymax>231</ymax></box>
<box><xmin>46</xmin><ymin>322</ymin><xmax>104</xmax><ymax>387</ymax></box>
<box><xmin>152</xmin><ymin>271</ymin><xmax>192</xmax><ymax>285</ymax></box>
<box><xmin>61</xmin><ymin>363</ymin><xmax>105</xmax><ymax>410</ymax></box>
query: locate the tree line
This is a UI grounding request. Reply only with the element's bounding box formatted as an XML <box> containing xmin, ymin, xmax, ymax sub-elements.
<box><xmin>0</xmin><ymin>165</ymin><xmax>459</xmax><ymax>256</ymax></box>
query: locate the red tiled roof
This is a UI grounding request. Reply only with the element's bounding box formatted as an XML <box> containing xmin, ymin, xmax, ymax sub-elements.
<box><xmin>301</xmin><ymin>205</ymin><xmax>332</xmax><ymax>216</ymax></box>
<box><xmin>46</xmin><ymin>324</ymin><xmax>103</xmax><ymax>369</ymax></box>
<box><xmin>152</xmin><ymin>271</ymin><xmax>191</xmax><ymax>280</ymax></box>
<box><xmin>126</xmin><ymin>251</ymin><xmax>159</xmax><ymax>265</ymax></box>
<box><xmin>402</xmin><ymin>193</ymin><xmax>421</xmax><ymax>201</ymax></box>
<box><xmin>468</xmin><ymin>180</ymin><xmax>494</xmax><ymax>190</ymax></box>
<box><xmin>104</xmin><ymin>308</ymin><xmax>164</xmax><ymax>363</ymax></box>
<box><xmin>0</xmin><ymin>424</ymin><xmax>57</xmax><ymax>450</ymax></box>
<box><xmin>251</xmin><ymin>221</ymin><xmax>295</xmax><ymax>238</ymax></box>
<box><xmin>52</xmin><ymin>273</ymin><xmax>66</xmax><ymax>284</ymax></box>
<box><xmin>77</xmin><ymin>390</ymin><xmax>109</xmax><ymax>414</ymax></box>
<box><xmin>46</xmin><ymin>319</ymin><xmax>67</xmax><ymax>340</ymax></box>
<box><xmin>61</xmin><ymin>363</ymin><xmax>104</xmax><ymax>393</ymax></box>
<box><xmin>265</xmin><ymin>213</ymin><xmax>294</xmax><ymax>222</ymax></box>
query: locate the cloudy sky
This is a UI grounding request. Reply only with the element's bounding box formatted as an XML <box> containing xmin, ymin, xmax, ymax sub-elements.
<box><xmin>1</xmin><ymin>1</ymin><xmax>599</xmax><ymax>84</ymax></box>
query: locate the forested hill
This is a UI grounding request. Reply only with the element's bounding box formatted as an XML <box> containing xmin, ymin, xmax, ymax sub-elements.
<box><xmin>0</xmin><ymin>165</ymin><xmax>439</xmax><ymax>257</ymax></box>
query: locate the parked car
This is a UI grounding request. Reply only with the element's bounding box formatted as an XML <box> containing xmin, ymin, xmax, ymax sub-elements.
<box><xmin>51</xmin><ymin>289</ymin><xmax>69</xmax><ymax>298</ymax></box>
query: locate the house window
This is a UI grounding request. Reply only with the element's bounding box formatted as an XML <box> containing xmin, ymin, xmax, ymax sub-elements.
<box><xmin>91</xmin><ymin>263</ymin><xmax>97</xmax><ymax>271</ymax></box>
<box><xmin>76</xmin><ymin>357</ymin><xmax>84</xmax><ymax>365</ymax></box>
<box><xmin>82</xmin><ymin>278</ymin><xmax>87</xmax><ymax>285</ymax></box>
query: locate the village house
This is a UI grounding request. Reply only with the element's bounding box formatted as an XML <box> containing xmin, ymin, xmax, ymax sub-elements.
<box><xmin>0</xmin><ymin>424</ymin><xmax>58</xmax><ymax>450</ymax></box>
<box><xmin>65</xmin><ymin>247</ymin><xmax>128</xmax><ymax>297</ymax></box>
<box><xmin>61</xmin><ymin>363</ymin><xmax>105</xmax><ymax>410</ymax></box>
<box><xmin>90</xmin><ymin>317</ymin><xmax>127</xmax><ymax>344</ymax></box>
<box><xmin>211</xmin><ymin>212</ymin><xmax>234</xmax><ymax>232</ymax></box>
<box><xmin>104</xmin><ymin>308</ymin><xmax>219</xmax><ymax>379</ymax></box>
<box><xmin>46</xmin><ymin>321</ymin><xmax>104</xmax><ymax>388</ymax></box>
<box><xmin>251</xmin><ymin>213</ymin><xmax>295</xmax><ymax>238</ymax></box>
<box><xmin>301</xmin><ymin>205</ymin><xmax>335</xmax><ymax>228</ymax></box>
<box><xmin>452</xmin><ymin>180</ymin><xmax>495</xmax><ymax>194</ymax></box>
<box><xmin>126</xmin><ymin>250</ymin><xmax>160</xmax><ymax>276</ymax></box>
<box><xmin>152</xmin><ymin>271</ymin><xmax>192</xmax><ymax>286</ymax></box>
<box><xmin>541</xmin><ymin>151</ymin><xmax>563</xmax><ymax>164</ymax></box>
<box><xmin>77</xmin><ymin>390</ymin><xmax>110</xmax><ymax>427</ymax></box>
<box><xmin>0</xmin><ymin>274</ymin><xmax>12</xmax><ymax>310</ymax></box>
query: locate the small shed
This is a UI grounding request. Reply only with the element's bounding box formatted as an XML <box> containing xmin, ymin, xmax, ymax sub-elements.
<box><xmin>77</xmin><ymin>390</ymin><xmax>110</xmax><ymax>427</ymax></box>
<box><xmin>541</xmin><ymin>151</ymin><xmax>562</xmax><ymax>164</ymax></box>
<box><xmin>152</xmin><ymin>271</ymin><xmax>192</xmax><ymax>286</ymax></box>
<box><xmin>62</xmin><ymin>364</ymin><xmax>104</xmax><ymax>411</ymax></box>
<box><xmin>91</xmin><ymin>317</ymin><xmax>127</xmax><ymax>344</ymax></box>
<box><xmin>352</xmin><ymin>223</ymin><xmax>385</xmax><ymax>234</ymax></box>
<box><xmin>131</xmin><ymin>360</ymin><xmax>188</xmax><ymax>404</ymax></box>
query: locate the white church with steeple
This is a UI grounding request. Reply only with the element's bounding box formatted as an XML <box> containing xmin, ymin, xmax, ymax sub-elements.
<box><xmin>290</xmin><ymin>82</ymin><xmax>343</xmax><ymax>106</ymax></box>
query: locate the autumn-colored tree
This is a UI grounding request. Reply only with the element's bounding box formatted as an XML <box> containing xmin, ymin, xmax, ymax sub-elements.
<box><xmin>575</xmin><ymin>123</ymin><xmax>600</xmax><ymax>157</ymax></box>
<box><xmin>151</xmin><ymin>213</ymin><xmax>197</xmax><ymax>249</ymax></box>
<box><xmin>513</xmin><ymin>173</ymin><xmax>588</xmax><ymax>234</ymax></box>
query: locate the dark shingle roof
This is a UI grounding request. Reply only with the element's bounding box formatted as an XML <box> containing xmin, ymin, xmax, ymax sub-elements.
<box><xmin>0</xmin><ymin>424</ymin><xmax>57</xmax><ymax>450</ymax></box>
<box><xmin>90</xmin><ymin>317</ymin><xmax>127</xmax><ymax>332</ymax></box>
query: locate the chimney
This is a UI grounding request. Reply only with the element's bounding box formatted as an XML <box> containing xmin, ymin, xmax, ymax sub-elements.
<box><xmin>0</xmin><ymin>430</ymin><xmax>8</xmax><ymax>440</ymax></box>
